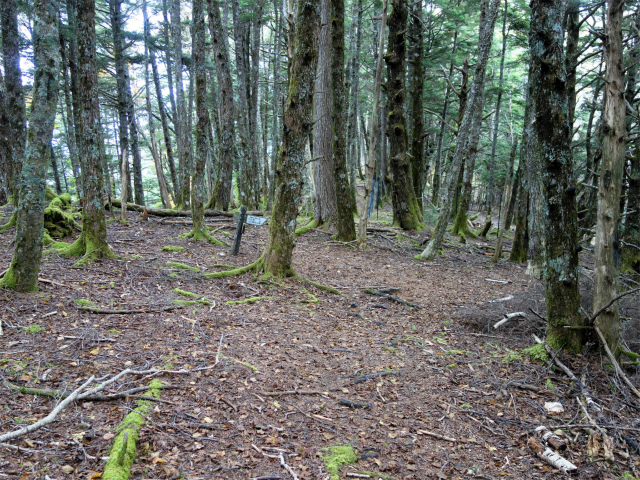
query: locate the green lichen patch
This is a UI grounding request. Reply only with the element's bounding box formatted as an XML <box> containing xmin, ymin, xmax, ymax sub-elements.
<box><xmin>23</xmin><ymin>324</ymin><xmax>44</xmax><ymax>334</ymax></box>
<box><xmin>166</xmin><ymin>262</ymin><xmax>200</xmax><ymax>272</ymax></box>
<box><xmin>522</xmin><ymin>343</ymin><xmax>549</xmax><ymax>363</ymax></box>
<box><xmin>225</xmin><ymin>296</ymin><xmax>270</xmax><ymax>305</ymax></box>
<box><xmin>102</xmin><ymin>379</ymin><xmax>162</xmax><ymax>480</ymax></box>
<box><xmin>172</xmin><ymin>288</ymin><xmax>213</xmax><ymax>305</ymax></box>
<box><xmin>321</xmin><ymin>444</ymin><xmax>358</xmax><ymax>480</ymax></box>
<box><xmin>161</xmin><ymin>245</ymin><xmax>185</xmax><ymax>252</ymax></box>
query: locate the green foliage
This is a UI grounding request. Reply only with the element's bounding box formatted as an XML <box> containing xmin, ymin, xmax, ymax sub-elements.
<box><xmin>23</xmin><ymin>324</ymin><xmax>44</xmax><ymax>334</ymax></box>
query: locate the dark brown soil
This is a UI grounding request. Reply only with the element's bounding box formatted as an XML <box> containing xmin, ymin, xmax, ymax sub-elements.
<box><xmin>1</xmin><ymin>206</ymin><xmax>639</xmax><ymax>480</ymax></box>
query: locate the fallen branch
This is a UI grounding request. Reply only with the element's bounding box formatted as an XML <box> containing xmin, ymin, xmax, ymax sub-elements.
<box><xmin>535</xmin><ymin>426</ymin><xmax>567</xmax><ymax>450</ymax></box>
<box><xmin>77</xmin><ymin>304</ymin><xmax>183</xmax><ymax>314</ymax></box>
<box><xmin>279</xmin><ymin>452</ymin><xmax>300</xmax><ymax>480</ymax></box>
<box><xmin>587</xmin><ymin>287</ymin><xmax>640</xmax><ymax>325</ymax></box>
<box><xmin>108</xmin><ymin>199</ymin><xmax>263</xmax><ymax>218</ymax></box>
<box><xmin>260</xmin><ymin>390</ymin><xmax>329</xmax><ymax>396</ymax></box>
<box><xmin>493</xmin><ymin>312</ymin><xmax>527</xmax><ymax>329</ymax></box>
<box><xmin>533</xmin><ymin>335</ymin><xmax>602</xmax><ymax>412</ymax></box>
<box><xmin>364</xmin><ymin>289</ymin><xmax>420</xmax><ymax>309</ymax></box>
<box><xmin>338</xmin><ymin>399</ymin><xmax>371</xmax><ymax>409</ymax></box>
<box><xmin>0</xmin><ymin>376</ymin><xmax>95</xmax><ymax>442</ymax></box>
<box><xmin>527</xmin><ymin>437</ymin><xmax>577</xmax><ymax>474</ymax></box>
<box><xmin>593</xmin><ymin>325</ymin><xmax>640</xmax><ymax>402</ymax></box>
<box><xmin>417</xmin><ymin>429</ymin><xmax>457</xmax><ymax>443</ymax></box>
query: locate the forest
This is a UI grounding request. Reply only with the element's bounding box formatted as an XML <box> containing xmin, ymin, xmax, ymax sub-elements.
<box><xmin>1</xmin><ymin>0</ymin><xmax>640</xmax><ymax>478</ymax></box>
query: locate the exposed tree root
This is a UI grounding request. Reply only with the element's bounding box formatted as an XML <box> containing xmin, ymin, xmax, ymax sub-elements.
<box><xmin>295</xmin><ymin>218</ymin><xmax>319</xmax><ymax>236</ymax></box>
<box><xmin>0</xmin><ymin>211</ymin><xmax>16</xmax><ymax>232</ymax></box>
<box><xmin>182</xmin><ymin>227</ymin><xmax>229</xmax><ymax>246</ymax></box>
<box><xmin>204</xmin><ymin>254</ymin><xmax>265</xmax><ymax>279</ymax></box>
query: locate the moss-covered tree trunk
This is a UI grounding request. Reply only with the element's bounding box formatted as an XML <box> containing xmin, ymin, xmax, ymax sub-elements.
<box><xmin>263</xmin><ymin>0</ymin><xmax>319</xmax><ymax>277</ymax></box>
<box><xmin>594</xmin><ymin>0</ymin><xmax>626</xmax><ymax>355</ymax></box>
<box><xmin>70</xmin><ymin>0</ymin><xmax>113</xmax><ymax>260</ymax></box>
<box><xmin>420</xmin><ymin>0</ymin><xmax>500</xmax><ymax>259</ymax></box>
<box><xmin>408</xmin><ymin>0</ymin><xmax>424</xmax><ymax>203</ymax></box>
<box><xmin>331</xmin><ymin>0</ymin><xmax>356</xmax><ymax>241</ymax></box>
<box><xmin>493</xmin><ymin>137</ymin><xmax>518</xmax><ymax>262</ymax></box>
<box><xmin>172</xmin><ymin>0</ymin><xmax>189</xmax><ymax>209</ymax></box>
<box><xmin>529</xmin><ymin>0</ymin><xmax>582</xmax><ymax>351</ymax></box>
<box><xmin>0</xmin><ymin>0</ymin><xmax>60</xmax><ymax>291</ymax></box>
<box><xmin>206</xmin><ymin>0</ymin><xmax>235</xmax><ymax>211</ymax></box>
<box><xmin>1</xmin><ymin>0</ymin><xmax>27</xmax><ymax>212</ymax></box>
<box><xmin>385</xmin><ymin>0</ymin><xmax>423</xmax><ymax>231</ymax></box>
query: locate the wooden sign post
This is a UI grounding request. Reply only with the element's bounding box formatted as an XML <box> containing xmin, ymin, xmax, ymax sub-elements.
<box><xmin>231</xmin><ymin>206</ymin><xmax>247</xmax><ymax>255</ymax></box>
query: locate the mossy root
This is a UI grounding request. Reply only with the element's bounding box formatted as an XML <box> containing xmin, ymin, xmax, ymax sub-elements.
<box><xmin>204</xmin><ymin>254</ymin><xmax>265</xmax><ymax>279</ymax></box>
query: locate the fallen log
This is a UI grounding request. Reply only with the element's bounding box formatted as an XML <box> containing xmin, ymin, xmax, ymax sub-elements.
<box><xmin>107</xmin><ymin>199</ymin><xmax>263</xmax><ymax>218</ymax></box>
<box><xmin>528</xmin><ymin>437</ymin><xmax>577</xmax><ymax>474</ymax></box>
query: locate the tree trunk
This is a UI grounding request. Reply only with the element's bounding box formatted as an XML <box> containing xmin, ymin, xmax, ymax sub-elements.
<box><xmin>0</xmin><ymin>0</ymin><xmax>60</xmax><ymax>291</ymax></box>
<box><xmin>493</xmin><ymin>137</ymin><xmax>518</xmax><ymax>262</ymax></box>
<box><xmin>66</xmin><ymin>0</ymin><xmax>85</xmax><ymax>198</ymax></box>
<box><xmin>207</xmin><ymin>0</ymin><xmax>236</xmax><ymax>211</ymax></box>
<box><xmin>263</xmin><ymin>0</ymin><xmax>319</xmax><ymax>277</ymax></box>
<box><xmin>358</xmin><ymin>0</ymin><xmax>387</xmax><ymax>246</ymax></box>
<box><xmin>529</xmin><ymin>0</ymin><xmax>582</xmax><ymax>351</ymax></box>
<box><xmin>331</xmin><ymin>0</ymin><xmax>356</xmax><ymax>240</ymax></box>
<box><xmin>420</xmin><ymin>0</ymin><xmax>500</xmax><ymax>259</ymax></box>
<box><xmin>72</xmin><ymin>0</ymin><xmax>113</xmax><ymax>260</ymax></box>
<box><xmin>594</xmin><ymin>0</ymin><xmax>626</xmax><ymax>355</ymax></box>
<box><xmin>313</xmin><ymin>0</ymin><xmax>337</xmax><ymax>224</ymax></box>
<box><xmin>486</xmin><ymin>0</ymin><xmax>508</xmax><ymax>216</ymax></box>
<box><xmin>126</xmin><ymin>78</ymin><xmax>144</xmax><ymax>206</ymax></box>
<box><xmin>346</xmin><ymin>0</ymin><xmax>363</xmax><ymax>204</ymax></box>
<box><xmin>408</xmin><ymin>0</ymin><xmax>424</xmax><ymax>202</ymax></box>
<box><xmin>250</xmin><ymin>4</ymin><xmax>263</xmax><ymax>208</ymax></box>
<box><xmin>1</xmin><ymin>0</ymin><xmax>27</xmax><ymax>209</ymax></box>
<box><xmin>268</xmin><ymin>0</ymin><xmax>284</xmax><ymax>211</ymax></box>
<box><xmin>50</xmin><ymin>143</ymin><xmax>62</xmax><ymax>194</ymax></box>
<box><xmin>161</xmin><ymin>0</ymin><xmax>179</xmax><ymax>199</ymax></box>
<box><xmin>143</xmin><ymin>0</ymin><xmax>172</xmax><ymax>208</ymax></box>
<box><xmin>0</xmin><ymin>73</ymin><xmax>10</xmax><ymax>205</ymax></box>
<box><xmin>173</xmin><ymin>0</ymin><xmax>190</xmax><ymax>208</ymax></box>
<box><xmin>385</xmin><ymin>0</ymin><xmax>423</xmax><ymax>231</ymax></box>
<box><xmin>564</xmin><ymin>0</ymin><xmax>579</xmax><ymax>130</ymax></box>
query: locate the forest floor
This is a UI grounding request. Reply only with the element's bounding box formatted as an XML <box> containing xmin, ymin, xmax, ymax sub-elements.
<box><xmin>1</xmin><ymin>203</ymin><xmax>639</xmax><ymax>480</ymax></box>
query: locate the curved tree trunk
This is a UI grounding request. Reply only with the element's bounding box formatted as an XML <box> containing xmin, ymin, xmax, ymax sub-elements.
<box><xmin>0</xmin><ymin>0</ymin><xmax>60</xmax><ymax>291</ymax></box>
<box><xmin>263</xmin><ymin>0</ymin><xmax>319</xmax><ymax>277</ymax></box>
<box><xmin>420</xmin><ymin>0</ymin><xmax>500</xmax><ymax>259</ymax></box>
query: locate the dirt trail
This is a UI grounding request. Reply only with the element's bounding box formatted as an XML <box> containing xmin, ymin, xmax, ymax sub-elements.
<box><xmin>0</xmin><ymin>210</ymin><xmax>638</xmax><ymax>479</ymax></box>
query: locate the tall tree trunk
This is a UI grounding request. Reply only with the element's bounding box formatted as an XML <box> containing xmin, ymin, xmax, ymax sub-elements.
<box><xmin>0</xmin><ymin>0</ymin><xmax>60</xmax><ymax>291</ymax></box>
<box><xmin>143</xmin><ymin>0</ymin><xmax>172</xmax><ymax>208</ymax></box>
<box><xmin>50</xmin><ymin>143</ymin><xmax>62</xmax><ymax>194</ymax></box>
<box><xmin>161</xmin><ymin>0</ymin><xmax>179</xmax><ymax>199</ymax></box>
<box><xmin>263</xmin><ymin>0</ymin><xmax>319</xmax><ymax>277</ymax></box>
<box><xmin>231</xmin><ymin>0</ymin><xmax>253</xmax><ymax>208</ymax></box>
<box><xmin>313</xmin><ymin>0</ymin><xmax>337</xmax><ymax>224</ymax></box>
<box><xmin>486</xmin><ymin>0</ymin><xmax>508</xmax><ymax>216</ymax></box>
<box><xmin>358</xmin><ymin>0</ymin><xmax>387</xmax><ymax>246</ymax></box>
<box><xmin>207</xmin><ymin>0</ymin><xmax>236</xmax><ymax>210</ymax></box>
<box><xmin>331</xmin><ymin>0</ymin><xmax>356</xmax><ymax>240</ymax></box>
<box><xmin>420</xmin><ymin>0</ymin><xmax>500</xmax><ymax>259</ymax></box>
<box><xmin>385</xmin><ymin>0</ymin><xmax>423</xmax><ymax>231</ymax></box>
<box><xmin>173</xmin><ymin>0</ymin><xmax>190</xmax><ymax>208</ymax></box>
<box><xmin>408</xmin><ymin>0</ymin><xmax>424</xmax><ymax>202</ymax></box>
<box><xmin>346</xmin><ymin>0</ymin><xmax>363</xmax><ymax>204</ymax></box>
<box><xmin>529</xmin><ymin>0</ymin><xmax>582</xmax><ymax>351</ymax></box>
<box><xmin>149</xmin><ymin>21</ymin><xmax>178</xmax><ymax>200</ymax></box>
<box><xmin>0</xmin><ymin>73</ymin><xmax>10</xmax><ymax>205</ymax></box>
<box><xmin>126</xmin><ymin>79</ymin><xmax>145</xmax><ymax>205</ymax></box>
<box><xmin>73</xmin><ymin>0</ymin><xmax>113</xmax><ymax>260</ymax></box>
<box><xmin>1</xmin><ymin>0</ymin><xmax>27</xmax><ymax>211</ymax></box>
<box><xmin>268</xmin><ymin>0</ymin><xmax>283</xmax><ymax>210</ymax></box>
<box><xmin>59</xmin><ymin>32</ymin><xmax>82</xmax><ymax>197</ymax></box>
<box><xmin>594</xmin><ymin>0</ymin><xmax>626</xmax><ymax>355</ymax></box>
<box><xmin>564</xmin><ymin>0</ymin><xmax>579</xmax><ymax>129</ymax></box>
<box><xmin>66</xmin><ymin>0</ymin><xmax>84</xmax><ymax>198</ymax></box>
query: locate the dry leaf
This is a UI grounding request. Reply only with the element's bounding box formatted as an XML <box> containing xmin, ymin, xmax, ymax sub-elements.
<box><xmin>204</xmin><ymin>417</ymin><xmax>213</xmax><ymax>423</ymax></box>
<box><xmin>374</xmin><ymin>458</ymin><xmax>382</xmax><ymax>467</ymax></box>
<box><xmin>388</xmin><ymin>432</ymin><xmax>398</xmax><ymax>439</ymax></box>
<box><xmin>323</xmin><ymin>432</ymin><xmax>335</xmax><ymax>440</ymax></box>
<box><xmin>152</xmin><ymin>457</ymin><xmax>167</xmax><ymax>464</ymax></box>
<box><xmin>24</xmin><ymin>439</ymin><xmax>34</xmax><ymax>447</ymax></box>
<box><xmin>61</xmin><ymin>466</ymin><xmax>74</xmax><ymax>474</ymax></box>
<box><xmin>90</xmin><ymin>348</ymin><xmax>99</xmax><ymax>355</ymax></box>
<box><xmin>88</xmin><ymin>472</ymin><xmax>102</xmax><ymax>479</ymax></box>
<box><xmin>103</xmin><ymin>433</ymin><xmax>115</xmax><ymax>440</ymax></box>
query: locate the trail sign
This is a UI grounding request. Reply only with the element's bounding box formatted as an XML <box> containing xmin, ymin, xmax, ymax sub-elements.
<box><xmin>246</xmin><ymin>215</ymin><xmax>267</xmax><ymax>226</ymax></box>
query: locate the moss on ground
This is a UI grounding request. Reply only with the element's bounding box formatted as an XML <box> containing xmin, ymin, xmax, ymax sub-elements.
<box><xmin>522</xmin><ymin>343</ymin><xmax>549</xmax><ymax>363</ymax></box>
<box><xmin>102</xmin><ymin>379</ymin><xmax>162</xmax><ymax>480</ymax></box>
<box><xmin>172</xmin><ymin>288</ymin><xmax>213</xmax><ymax>305</ymax></box>
<box><xmin>204</xmin><ymin>255</ymin><xmax>264</xmax><ymax>279</ymax></box>
<box><xmin>166</xmin><ymin>262</ymin><xmax>200</xmax><ymax>272</ymax></box>
<box><xmin>74</xmin><ymin>298</ymin><xmax>94</xmax><ymax>306</ymax></box>
<box><xmin>225</xmin><ymin>296</ymin><xmax>270</xmax><ymax>305</ymax></box>
<box><xmin>321</xmin><ymin>445</ymin><xmax>358</xmax><ymax>480</ymax></box>
<box><xmin>161</xmin><ymin>245</ymin><xmax>185</xmax><ymax>252</ymax></box>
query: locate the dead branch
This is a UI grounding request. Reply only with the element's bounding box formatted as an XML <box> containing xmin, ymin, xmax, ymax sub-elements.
<box><xmin>77</xmin><ymin>304</ymin><xmax>183</xmax><ymax>314</ymax></box>
<box><xmin>0</xmin><ymin>376</ymin><xmax>95</xmax><ymax>442</ymax></box>
<box><xmin>107</xmin><ymin>199</ymin><xmax>263</xmax><ymax>218</ymax></box>
<box><xmin>364</xmin><ymin>289</ymin><xmax>421</xmax><ymax>309</ymax></box>
<box><xmin>260</xmin><ymin>390</ymin><xmax>329</xmax><ymax>396</ymax></box>
<box><xmin>527</xmin><ymin>437</ymin><xmax>578</xmax><ymax>474</ymax></box>
<box><xmin>279</xmin><ymin>452</ymin><xmax>300</xmax><ymax>480</ymax></box>
<box><xmin>417</xmin><ymin>429</ymin><xmax>457</xmax><ymax>443</ymax></box>
<box><xmin>593</xmin><ymin>325</ymin><xmax>640</xmax><ymax>402</ymax></box>
<box><xmin>493</xmin><ymin>312</ymin><xmax>527</xmax><ymax>329</ymax></box>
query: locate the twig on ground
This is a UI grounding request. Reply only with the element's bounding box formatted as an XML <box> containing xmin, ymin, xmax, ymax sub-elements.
<box><xmin>77</xmin><ymin>304</ymin><xmax>183</xmax><ymax>314</ymax></box>
<box><xmin>417</xmin><ymin>429</ymin><xmax>457</xmax><ymax>443</ymax></box>
<box><xmin>593</xmin><ymin>325</ymin><xmax>640</xmax><ymax>402</ymax></box>
<box><xmin>279</xmin><ymin>452</ymin><xmax>300</xmax><ymax>480</ymax></box>
<box><xmin>364</xmin><ymin>289</ymin><xmax>420</xmax><ymax>308</ymax></box>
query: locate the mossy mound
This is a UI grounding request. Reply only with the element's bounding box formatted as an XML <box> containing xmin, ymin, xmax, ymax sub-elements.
<box><xmin>162</xmin><ymin>245</ymin><xmax>185</xmax><ymax>252</ymax></box>
<box><xmin>321</xmin><ymin>445</ymin><xmax>358</xmax><ymax>480</ymax></box>
<box><xmin>44</xmin><ymin>193</ymin><xmax>81</xmax><ymax>238</ymax></box>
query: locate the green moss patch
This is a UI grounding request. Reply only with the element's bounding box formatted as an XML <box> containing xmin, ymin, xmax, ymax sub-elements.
<box><xmin>295</xmin><ymin>218</ymin><xmax>319</xmax><ymax>236</ymax></box>
<box><xmin>225</xmin><ymin>296</ymin><xmax>270</xmax><ymax>305</ymax></box>
<box><xmin>522</xmin><ymin>343</ymin><xmax>549</xmax><ymax>363</ymax></box>
<box><xmin>102</xmin><ymin>379</ymin><xmax>162</xmax><ymax>480</ymax></box>
<box><xmin>161</xmin><ymin>245</ymin><xmax>185</xmax><ymax>252</ymax></box>
<box><xmin>321</xmin><ymin>445</ymin><xmax>358</xmax><ymax>480</ymax></box>
<box><xmin>166</xmin><ymin>262</ymin><xmax>199</xmax><ymax>272</ymax></box>
<box><xmin>74</xmin><ymin>298</ymin><xmax>94</xmax><ymax>307</ymax></box>
<box><xmin>172</xmin><ymin>288</ymin><xmax>213</xmax><ymax>305</ymax></box>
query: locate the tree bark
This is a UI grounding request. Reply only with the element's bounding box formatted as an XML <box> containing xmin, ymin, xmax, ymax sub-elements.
<box><xmin>594</xmin><ymin>0</ymin><xmax>626</xmax><ymax>355</ymax></box>
<box><xmin>408</xmin><ymin>0</ymin><xmax>424</xmax><ymax>202</ymax></box>
<box><xmin>313</xmin><ymin>0</ymin><xmax>337</xmax><ymax>224</ymax></box>
<box><xmin>206</xmin><ymin>0</ymin><xmax>236</xmax><ymax>211</ymax></box>
<box><xmin>420</xmin><ymin>0</ymin><xmax>500</xmax><ymax>259</ymax></box>
<box><xmin>357</xmin><ymin>0</ymin><xmax>387</xmax><ymax>246</ymax></box>
<box><xmin>331</xmin><ymin>0</ymin><xmax>356</xmax><ymax>240</ymax></box>
<box><xmin>493</xmin><ymin>137</ymin><xmax>518</xmax><ymax>262</ymax></box>
<box><xmin>172</xmin><ymin>0</ymin><xmax>190</xmax><ymax>208</ymax></box>
<box><xmin>1</xmin><ymin>0</ymin><xmax>27</xmax><ymax>209</ymax></box>
<box><xmin>0</xmin><ymin>0</ymin><xmax>60</xmax><ymax>291</ymax></box>
<box><xmin>385</xmin><ymin>0</ymin><xmax>423</xmax><ymax>231</ymax></box>
<box><xmin>529</xmin><ymin>0</ymin><xmax>582</xmax><ymax>351</ymax></box>
<box><xmin>263</xmin><ymin>0</ymin><xmax>319</xmax><ymax>277</ymax></box>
